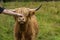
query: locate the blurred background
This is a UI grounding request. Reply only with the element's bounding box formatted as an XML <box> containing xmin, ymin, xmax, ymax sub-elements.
<box><xmin>0</xmin><ymin>0</ymin><xmax>60</xmax><ymax>40</ymax></box>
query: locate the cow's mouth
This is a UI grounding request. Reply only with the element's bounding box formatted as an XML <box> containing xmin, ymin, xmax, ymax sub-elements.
<box><xmin>18</xmin><ymin>20</ymin><xmax>25</xmax><ymax>24</ymax></box>
<box><xmin>20</xmin><ymin>21</ymin><xmax>24</xmax><ymax>24</ymax></box>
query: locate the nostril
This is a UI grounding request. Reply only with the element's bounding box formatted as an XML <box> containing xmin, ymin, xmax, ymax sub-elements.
<box><xmin>22</xmin><ymin>18</ymin><xmax>24</xmax><ymax>20</ymax></box>
<box><xmin>19</xmin><ymin>18</ymin><xmax>24</xmax><ymax>21</ymax></box>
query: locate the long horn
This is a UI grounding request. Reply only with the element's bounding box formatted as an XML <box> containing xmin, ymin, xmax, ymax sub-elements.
<box><xmin>35</xmin><ymin>4</ymin><xmax>42</xmax><ymax>11</ymax></box>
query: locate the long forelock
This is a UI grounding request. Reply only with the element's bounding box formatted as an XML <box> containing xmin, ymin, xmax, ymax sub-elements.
<box><xmin>15</xmin><ymin>7</ymin><xmax>29</xmax><ymax>12</ymax></box>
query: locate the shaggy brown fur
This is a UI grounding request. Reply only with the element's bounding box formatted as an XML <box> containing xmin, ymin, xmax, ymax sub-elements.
<box><xmin>13</xmin><ymin>7</ymin><xmax>38</xmax><ymax>40</ymax></box>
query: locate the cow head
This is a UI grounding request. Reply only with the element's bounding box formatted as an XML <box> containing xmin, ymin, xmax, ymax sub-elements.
<box><xmin>13</xmin><ymin>5</ymin><xmax>42</xmax><ymax>24</ymax></box>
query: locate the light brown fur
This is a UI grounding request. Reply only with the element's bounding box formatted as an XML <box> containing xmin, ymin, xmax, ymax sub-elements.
<box><xmin>13</xmin><ymin>7</ymin><xmax>38</xmax><ymax>40</ymax></box>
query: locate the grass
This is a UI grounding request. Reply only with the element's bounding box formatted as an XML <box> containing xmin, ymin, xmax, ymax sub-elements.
<box><xmin>0</xmin><ymin>1</ymin><xmax>60</xmax><ymax>40</ymax></box>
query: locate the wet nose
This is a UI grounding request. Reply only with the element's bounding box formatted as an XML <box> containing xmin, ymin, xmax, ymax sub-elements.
<box><xmin>19</xmin><ymin>17</ymin><xmax>24</xmax><ymax>21</ymax></box>
<box><xmin>19</xmin><ymin>14</ymin><xmax>24</xmax><ymax>20</ymax></box>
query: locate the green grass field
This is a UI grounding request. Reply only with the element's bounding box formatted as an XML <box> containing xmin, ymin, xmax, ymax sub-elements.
<box><xmin>0</xmin><ymin>1</ymin><xmax>60</xmax><ymax>40</ymax></box>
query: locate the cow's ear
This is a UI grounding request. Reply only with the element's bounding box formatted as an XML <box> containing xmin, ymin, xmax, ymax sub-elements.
<box><xmin>9</xmin><ymin>9</ymin><xmax>16</xmax><ymax>12</ymax></box>
<box><xmin>29</xmin><ymin>10</ymin><xmax>35</xmax><ymax>15</ymax></box>
<box><xmin>12</xmin><ymin>9</ymin><xmax>16</xmax><ymax>12</ymax></box>
<box><xmin>29</xmin><ymin>9</ymin><xmax>36</xmax><ymax>15</ymax></box>
<box><xmin>28</xmin><ymin>10</ymin><xmax>35</xmax><ymax>17</ymax></box>
<box><xmin>10</xmin><ymin>9</ymin><xmax>17</xmax><ymax>13</ymax></box>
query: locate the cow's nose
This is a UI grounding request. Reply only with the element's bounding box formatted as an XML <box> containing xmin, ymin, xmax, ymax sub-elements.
<box><xmin>19</xmin><ymin>15</ymin><xmax>24</xmax><ymax>20</ymax></box>
<box><xmin>19</xmin><ymin>17</ymin><xmax>24</xmax><ymax>21</ymax></box>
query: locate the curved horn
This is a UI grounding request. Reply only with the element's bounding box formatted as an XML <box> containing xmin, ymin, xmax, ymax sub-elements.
<box><xmin>29</xmin><ymin>4</ymin><xmax>42</xmax><ymax>11</ymax></box>
<box><xmin>35</xmin><ymin>4</ymin><xmax>42</xmax><ymax>11</ymax></box>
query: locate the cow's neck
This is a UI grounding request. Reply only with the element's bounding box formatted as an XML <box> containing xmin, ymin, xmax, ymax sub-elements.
<box><xmin>18</xmin><ymin>23</ymin><xmax>26</xmax><ymax>32</ymax></box>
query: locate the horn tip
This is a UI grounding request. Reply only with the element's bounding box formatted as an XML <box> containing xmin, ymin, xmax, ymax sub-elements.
<box><xmin>35</xmin><ymin>4</ymin><xmax>42</xmax><ymax>11</ymax></box>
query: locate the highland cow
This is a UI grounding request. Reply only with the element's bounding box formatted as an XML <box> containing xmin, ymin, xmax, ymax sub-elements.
<box><xmin>13</xmin><ymin>5</ymin><xmax>42</xmax><ymax>40</ymax></box>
